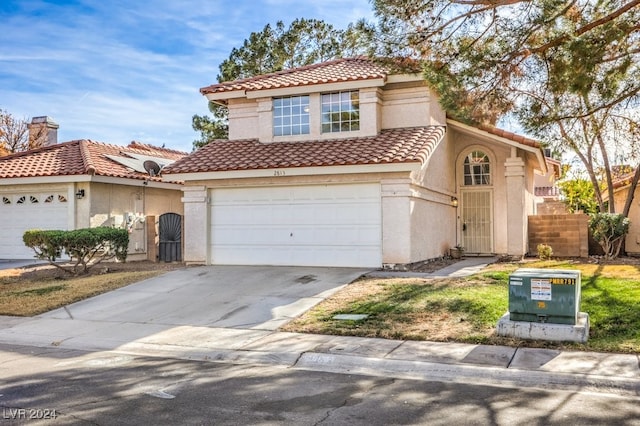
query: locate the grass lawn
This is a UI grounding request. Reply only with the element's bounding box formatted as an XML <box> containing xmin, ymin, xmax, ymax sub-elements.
<box><xmin>0</xmin><ymin>262</ymin><xmax>183</xmax><ymax>316</ymax></box>
<box><xmin>281</xmin><ymin>259</ymin><xmax>640</xmax><ymax>353</ymax></box>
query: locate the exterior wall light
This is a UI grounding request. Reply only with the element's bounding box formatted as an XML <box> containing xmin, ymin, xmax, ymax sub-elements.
<box><xmin>451</xmin><ymin>196</ymin><xmax>458</xmax><ymax>207</ymax></box>
<box><xmin>75</xmin><ymin>189</ymin><xmax>85</xmax><ymax>199</ymax></box>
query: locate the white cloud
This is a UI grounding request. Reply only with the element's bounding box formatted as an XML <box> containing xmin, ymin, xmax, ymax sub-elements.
<box><xmin>0</xmin><ymin>0</ymin><xmax>373</xmax><ymax>152</ymax></box>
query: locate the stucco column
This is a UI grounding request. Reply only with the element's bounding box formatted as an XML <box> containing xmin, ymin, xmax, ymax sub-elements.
<box><xmin>504</xmin><ymin>154</ymin><xmax>527</xmax><ymax>257</ymax></box>
<box><xmin>381</xmin><ymin>179</ymin><xmax>412</xmax><ymax>265</ymax></box>
<box><xmin>182</xmin><ymin>186</ymin><xmax>208</xmax><ymax>265</ymax></box>
<box><xmin>359</xmin><ymin>88</ymin><xmax>382</xmax><ymax>135</ymax></box>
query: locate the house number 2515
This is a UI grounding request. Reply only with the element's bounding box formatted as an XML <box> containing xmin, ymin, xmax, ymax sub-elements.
<box><xmin>274</xmin><ymin>170</ymin><xmax>285</xmax><ymax>176</ymax></box>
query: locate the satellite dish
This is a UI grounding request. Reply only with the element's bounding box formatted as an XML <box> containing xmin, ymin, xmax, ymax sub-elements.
<box><xmin>143</xmin><ymin>160</ymin><xmax>162</xmax><ymax>177</ymax></box>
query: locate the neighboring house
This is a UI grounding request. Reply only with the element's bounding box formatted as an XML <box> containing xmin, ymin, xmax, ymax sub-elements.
<box><xmin>611</xmin><ymin>171</ymin><xmax>640</xmax><ymax>256</ymax></box>
<box><xmin>533</xmin><ymin>154</ymin><xmax>564</xmax><ymax>215</ymax></box>
<box><xmin>534</xmin><ymin>154</ymin><xmax>561</xmax><ymax>200</ymax></box>
<box><xmin>163</xmin><ymin>57</ymin><xmax>550</xmax><ymax>268</ymax></box>
<box><xmin>0</xmin><ymin>133</ymin><xmax>186</xmax><ymax>261</ymax></box>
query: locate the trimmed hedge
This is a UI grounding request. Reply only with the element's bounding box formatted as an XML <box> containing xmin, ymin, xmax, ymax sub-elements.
<box><xmin>23</xmin><ymin>227</ymin><xmax>129</xmax><ymax>275</ymax></box>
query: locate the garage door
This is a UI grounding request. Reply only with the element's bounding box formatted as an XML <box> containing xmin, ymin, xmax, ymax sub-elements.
<box><xmin>0</xmin><ymin>192</ymin><xmax>70</xmax><ymax>259</ymax></box>
<box><xmin>210</xmin><ymin>184</ymin><xmax>382</xmax><ymax>267</ymax></box>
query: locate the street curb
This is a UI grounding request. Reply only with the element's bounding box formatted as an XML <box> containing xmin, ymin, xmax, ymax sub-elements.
<box><xmin>293</xmin><ymin>352</ymin><xmax>640</xmax><ymax>397</ymax></box>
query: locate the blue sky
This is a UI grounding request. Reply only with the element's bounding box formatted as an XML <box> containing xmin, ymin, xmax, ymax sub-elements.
<box><xmin>0</xmin><ymin>0</ymin><xmax>374</xmax><ymax>152</ymax></box>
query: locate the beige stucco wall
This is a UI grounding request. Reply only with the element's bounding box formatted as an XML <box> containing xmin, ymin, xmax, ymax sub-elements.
<box><xmin>614</xmin><ymin>187</ymin><xmax>640</xmax><ymax>256</ymax></box>
<box><xmin>409</xmin><ymin>185</ymin><xmax>457</xmax><ymax>261</ymax></box>
<box><xmin>86</xmin><ymin>182</ymin><xmax>183</xmax><ymax>261</ymax></box>
<box><xmin>407</xmin><ymin>132</ymin><xmax>457</xmax><ymax>261</ymax></box>
<box><xmin>381</xmin><ymin>83</ymin><xmax>446</xmax><ymax>129</ymax></box>
<box><xmin>181</xmin><ymin>185</ymin><xmax>208</xmax><ymax>264</ymax></box>
<box><xmin>228</xmin><ymin>98</ymin><xmax>259</xmax><ymax>140</ymax></box>
<box><xmin>534</xmin><ymin>166</ymin><xmax>557</xmax><ymax>188</ymax></box>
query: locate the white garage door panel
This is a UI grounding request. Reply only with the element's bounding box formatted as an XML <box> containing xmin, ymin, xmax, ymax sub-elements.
<box><xmin>210</xmin><ymin>184</ymin><xmax>382</xmax><ymax>267</ymax></box>
<box><xmin>0</xmin><ymin>192</ymin><xmax>70</xmax><ymax>259</ymax></box>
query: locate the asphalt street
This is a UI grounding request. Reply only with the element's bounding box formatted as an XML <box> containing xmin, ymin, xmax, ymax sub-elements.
<box><xmin>0</xmin><ymin>261</ymin><xmax>639</xmax><ymax>424</ymax></box>
<box><xmin>1</xmin><ymin>344</ymin><xmax>639</xmax><ymax>426</ymax></box>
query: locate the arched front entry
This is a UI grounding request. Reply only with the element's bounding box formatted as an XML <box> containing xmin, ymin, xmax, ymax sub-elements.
<box><xmin>158</xmin><ymin>212</ymin><xmax>182</xmax><ymax>262</ymax></box>
<box><xmin>459</xmin><ymin>150</ymin><xmax>494</xmax><ymax>254</ymax></box>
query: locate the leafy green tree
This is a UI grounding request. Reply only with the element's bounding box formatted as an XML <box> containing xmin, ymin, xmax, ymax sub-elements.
<box><xmin>558</xmin><ymin>178</ymin><xmax>598</xmax><ymax>214</ymax></box>
<box><xmin>192</xmin><ymin>18</ymin><xmax>376</xmax><ymax>149</ymax></box>
<box><xmin>372</xmin><ymin>0</ymin><xmax>640</xmax><ymax>214</ymax></box>
<box><xmin>191</xmin><ymin>102</ymin><xmax>228</xmax><ymax>148</ymax></box>
<box><xmin>589</xmin><ymin>213</ymin><xmax>630</xmax><ymax>259</ymax></box>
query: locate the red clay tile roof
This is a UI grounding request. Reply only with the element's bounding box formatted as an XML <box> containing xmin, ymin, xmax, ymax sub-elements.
<box><xmin>476</xmin><ymin>124</ymin><xmax>541</xmax><ymax>149</ymax></box>
<box><xmin>0</xmin><ymin>140</ymin><xmax>187</xmax><ymax>182</ymax></box>
<box><xmin>200</xmin><ymin>57</ymin><xmax>389</xmax><ymax>95</ymax></box>
<box><xmin>164</xmin><ymin>127</ymin><xmax>445</xmax><ymax>175</ymax></box>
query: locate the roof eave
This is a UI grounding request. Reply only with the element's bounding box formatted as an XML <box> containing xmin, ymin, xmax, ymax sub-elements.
<box><xmin>203</xmin><ymin>77</ymin><xmax>387</xmax><ymax>103</ymax></box>
<box><xmin>204</xmin><ymin>91</ymin><xmax>247</xmax><ymax>103</ymax></box>
<box><xmin>164</xmin><ymin>162</ymin><xmax>420</xmax><ymax>182</ymax></box>
<box><xmin>0</xmin><ymin>175</ymin><xmax>91</xmax><ymax>185</ymax></box>
<box><xmin>91</xmin><ymin>175</ymin><xmax>183</xmax><ymax>189</ymax></box>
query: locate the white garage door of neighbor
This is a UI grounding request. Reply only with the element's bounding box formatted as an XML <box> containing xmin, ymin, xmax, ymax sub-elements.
<box><xmin>0</xmin><ymin>193</ymin><xmax>70</xmax><ymax>259</ymax></box>
<box><xmin>210</xmin><ymin>184</ymin><xmax>382</xmax><ymax>267</ymax></box>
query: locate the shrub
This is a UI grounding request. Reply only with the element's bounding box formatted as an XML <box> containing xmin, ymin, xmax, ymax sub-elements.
<box><xmin>23</xmin><ymin>227</ymin><xmax>129</xmax><ymax>275</ymax></box>
<box><xmin>537</xmin><ymin>243</ymin><xmax>553</xmax><ymax>260</ymax></box>
<box><xmin>589</xmin><ymin>213</ymin><xmax>630</xmax><ymax>259</ymax></box>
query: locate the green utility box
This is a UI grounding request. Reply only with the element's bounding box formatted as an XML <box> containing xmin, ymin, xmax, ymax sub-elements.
<box><xmin>508</xmin><ymin>268</ymin><xmax>581</xmax><ymax>325</ymax></box>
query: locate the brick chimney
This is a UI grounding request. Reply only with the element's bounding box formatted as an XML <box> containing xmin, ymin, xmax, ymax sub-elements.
<box><xmin>28</xmin><ymin>116</ymin><xmax>59</xmax><ymax>147</ymax></box>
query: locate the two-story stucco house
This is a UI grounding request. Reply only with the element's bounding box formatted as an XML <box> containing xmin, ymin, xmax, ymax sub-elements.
<box><xmin>163</xmin><ymin>57</ymin><xmax>549</xmax><ymax>268</ymax></box>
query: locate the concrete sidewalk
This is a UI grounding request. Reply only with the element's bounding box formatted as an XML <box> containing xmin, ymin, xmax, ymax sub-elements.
<box><xmin>0</xmin><ymin>319</ymin><xmax>638</xmax><ymax>394</ymax></box>
<box><xmin>0</xmin><ymin>258</ymin><xmax>638</xmax><ymax>395</ymax></box>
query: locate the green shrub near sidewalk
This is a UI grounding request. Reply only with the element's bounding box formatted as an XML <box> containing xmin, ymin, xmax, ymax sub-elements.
<box><xmin>23</xmin><ymin>227</ymin><xmax>128</xmax><ymax>275</ymax></box>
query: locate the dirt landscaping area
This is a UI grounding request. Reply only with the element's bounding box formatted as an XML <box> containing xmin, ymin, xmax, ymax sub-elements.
<box><xmin>0</xmin><ymin>261</ymin><xmax>186</xmax><ymax>316</ymax></box>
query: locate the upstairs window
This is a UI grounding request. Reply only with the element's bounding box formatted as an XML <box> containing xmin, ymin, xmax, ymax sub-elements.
<box><xmin>463</xmin><ymin>151</ymin><xmax>491</xmax><ymax>185</ymax></box>
<box><xmin>321</xmin><ymin>91</ymin><xmax>359</xmax><ymax>133</ymax></box>
<box><xmin>273</xmin><ymin>96</ymin><xmax>310</xmax><ymax>136</ymax></box>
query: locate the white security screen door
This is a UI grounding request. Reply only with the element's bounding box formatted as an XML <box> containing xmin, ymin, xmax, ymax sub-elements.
<box><xmin>461</xmin><ymin>189</ymin><xmax>493</xmax><ymax>254</ymax></box>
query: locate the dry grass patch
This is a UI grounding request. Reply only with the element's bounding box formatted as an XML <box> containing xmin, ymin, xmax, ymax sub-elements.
<box><xmin>282</xmin><ymin>275</ymin><xmax>507</xmax><ymax>343</ymax></box>
<box><xmin>0</xmin><ymin>262</ymin><xmax>184</xmax><ymax>316</ymax></box>
<box><xmin>283</xmin><ymin>258</ymin><xmax>640</xmax><ymax>352</ymax></box>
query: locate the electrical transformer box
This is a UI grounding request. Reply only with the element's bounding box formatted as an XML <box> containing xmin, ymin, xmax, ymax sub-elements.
<box><xmin>508</xmin><ymin>268</ymin><xmax>581</xmax><ymax>325</ymax></box>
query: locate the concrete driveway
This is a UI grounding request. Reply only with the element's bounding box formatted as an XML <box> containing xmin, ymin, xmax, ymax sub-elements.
<box><xmin>39</xmin><ymin>265</ymin><xmax>368</xmax><ymax>330</ymax></box>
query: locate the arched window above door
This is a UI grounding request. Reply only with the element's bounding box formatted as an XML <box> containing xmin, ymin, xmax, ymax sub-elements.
<box><xmin>463</xmin><ymin>150</ymin><xmax>491</xmax><ymax>185</ymax></box>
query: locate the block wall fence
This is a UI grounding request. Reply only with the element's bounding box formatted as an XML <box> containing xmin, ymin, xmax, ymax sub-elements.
<box><xmin>528</xmin><ymin>214</ymin><xmax>589</xmax><ymax>258</ymax></box>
